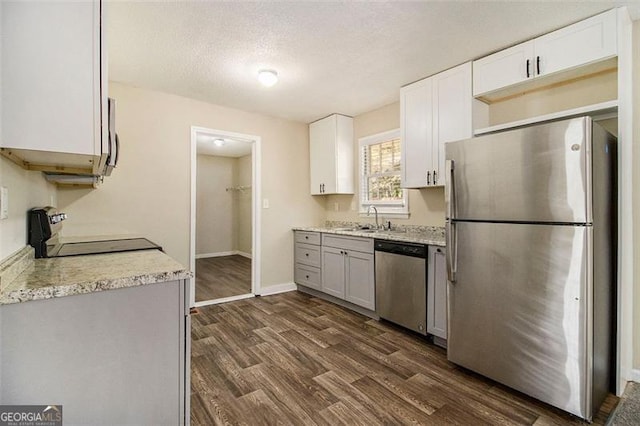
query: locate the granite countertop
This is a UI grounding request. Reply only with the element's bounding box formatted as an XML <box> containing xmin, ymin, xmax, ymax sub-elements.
<box><xmin>293</xmin><ymin>223</ymin><xmax>446</xmax><ymax>246</ymax></box>
<box><xmin>0</xmin><ymin>246</ymin><xmax>192</xmax><ymax>306</ymax></box>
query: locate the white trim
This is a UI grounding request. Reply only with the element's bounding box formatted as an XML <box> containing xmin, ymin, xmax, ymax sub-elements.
<box><xmin>258</xmin><ymin>282</ymin><xmax>297</xmax><ymax>296</ymax></box>
<box><xmin>359</xmin><ymin>128</ymin><xmax>400</xmax><ymax>146</ymax></box>
<box><xmin>615</xmin><ymin>7</ymin><xmax>634</xmax><ymax>396</ymax></box>
<box><xmin>190</xmin><ymin>126</ymin><xmax>262</xmax><ymax>308</ymax></box>
<box><xmin>195</xmin><ymin>251</ymin><xmax>236</xmax><ymax>259</ymax></box>
<box><xmin>473</xmin><ymin>100</ymin><xmax>618</xmax><ymax>136</ymax></box>
<box><xmin>194</xmin><ymin>293</ymin><xmax>254</xmax><ymax>307</ymax></box>
<box><xmin>358</xmin><ymin>212</ymin><xmax>410</xmax><ymax>220</ymax></box>
<box><xmin>629</xmin><ymin>369</ymin><xmax>640</xmax><ymax>384</ymax></box>
<box><xmin>358</xmin><ymin>128</ymin><xmax>409</xmax><ymax>216</ymax></box>
<box><xmin>236</xmin><ymin>251</ymin><xmax>252</xmax><ymax>259</ymax></box>
<box><xmin>195</xmin><ymin>250</ymin><xmax>252</xmax><ymax>260</ymax></box>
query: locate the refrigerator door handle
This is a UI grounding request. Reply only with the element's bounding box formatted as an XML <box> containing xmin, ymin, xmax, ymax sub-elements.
<box><xmin>445</xmin><ymin>160</ymin><xmax>454</xmax><ymax>220</ymax></box>
<box><xmin>446</xmin><ymin>221</ymin><xmax>457</xmax><ymax>282</ymax></box>
<box><xmin>445</xmin><ymin>160</ymin><xmax>457</xmax><ymax>282</ymax></box>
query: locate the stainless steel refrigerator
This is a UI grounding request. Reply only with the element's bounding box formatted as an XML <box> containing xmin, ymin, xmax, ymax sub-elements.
<box><xmin>444</xmin><ymin>117</ymin><xmax>616</xmax><ymax>421</ymax></box>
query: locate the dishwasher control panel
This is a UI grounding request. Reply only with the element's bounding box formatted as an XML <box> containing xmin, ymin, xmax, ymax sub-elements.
<box><xmin>374</xmin><ymin>240</ymin><xmax>427</xmax><ymax>258</ymax></box>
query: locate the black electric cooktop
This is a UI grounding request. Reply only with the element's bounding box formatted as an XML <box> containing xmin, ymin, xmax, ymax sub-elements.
<box><xmin>48</xmin><ymin>238</ymin><xmax>162</xmax><ymax>257</ymax></box>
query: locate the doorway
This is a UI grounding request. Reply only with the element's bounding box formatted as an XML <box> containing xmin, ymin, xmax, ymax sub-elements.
<box><xmin>190</xmin><ymin>127</ymin><xmax>261</xmax><ymax>307</ymax></box>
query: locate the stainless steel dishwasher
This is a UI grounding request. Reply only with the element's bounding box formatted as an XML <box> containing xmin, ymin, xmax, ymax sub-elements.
<box><xmin>374</xmin><ymin>239</ymin><xmax>427</xmax><ymax>335</ymax></box>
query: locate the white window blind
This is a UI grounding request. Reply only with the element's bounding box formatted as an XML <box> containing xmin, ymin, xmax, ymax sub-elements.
<box><xmin>359</xmin><ymin>129</ymin><xmax>408</xmax><ymax>215</ymax></box>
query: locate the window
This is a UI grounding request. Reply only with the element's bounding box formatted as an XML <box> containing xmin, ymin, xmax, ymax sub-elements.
<box><xmin>359</xmin><ymin>129</ymin><xmax>408</xmax><ymax>217</ymax></box>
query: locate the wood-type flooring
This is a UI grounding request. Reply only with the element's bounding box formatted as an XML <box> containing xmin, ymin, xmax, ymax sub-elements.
<box><xmin>195</xmin><ymin>255</ymin><xmax>251</xmax><ymax>301</ymax></box>
<box><xmin>190</xmin><ymin>291</ymin><xmax>618</xmax><ymax>425</ymax></box>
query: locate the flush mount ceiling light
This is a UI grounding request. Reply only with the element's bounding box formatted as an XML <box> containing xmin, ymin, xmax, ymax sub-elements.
<box><xmin>258</xmin><ymin>69</ymin><xmax>278</xmax><ymax>87</ymax></box>
<box><xmin>213</xmin><ymin>138</ymin><xmax>226</xmax><ymax>147</ymax></box>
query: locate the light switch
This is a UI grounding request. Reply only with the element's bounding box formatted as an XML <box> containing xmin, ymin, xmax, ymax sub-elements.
<box><xmin>263</xmin><ymin>199</ymin><xmax>269</xmax><ymax>209</ymax></box>
<box><xmin>334</xmin><ymin>202</ymin><xmax>339</xmax><ymax>212</ymax></box>
<box><xmin>0</xmin><ymin>187</ymin><xmax>8</xmax><ymax>220</ymax></box>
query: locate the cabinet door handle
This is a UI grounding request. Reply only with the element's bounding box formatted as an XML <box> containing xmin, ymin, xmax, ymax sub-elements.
<box><xmin>114</xmin><ymin>134</ymin><xmax>120</xmax><ymax>167</ymax></box>
<box><xmin>536</xmin><ymin>56</ymin><xmax>541</xmax><ymax>75</ymax></box>
<box><xmin>526</xmin><ymin>59</ymin><xmax>530</xmax><ymax>78</ymax></box>
<box><xmin>433</xmin><ymin>170</ymin><xmax>437</xmax><ymax>184</ymax></box>
<box><xmin>305</xmin><ymin>253</ymin><xmax>309</xmax><ymax>257</ymax></box>
<box><xmin>427</xmin><ymin>171</ymin><xmax>431</xmax><ymax>185</ymax></box>
<box><xmin>305</xmin><ymin>236</ymin><xmax>309</xmax><ymax>240</ymax></box>
<box><xmin>344</xmin><ymin>251</ymin><xmax>348</xmax><ymax>256</ymax></box>
<box><xmin>305</xmin><ymin>275</ymin><xmax>310</xmax><ymax>279</ymax></box>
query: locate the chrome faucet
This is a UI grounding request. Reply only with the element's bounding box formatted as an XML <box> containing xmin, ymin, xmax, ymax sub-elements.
<box><xmin>367</xmin><ymin>205</ymin><xmax>380</xmax><ymax>229</ymax></box>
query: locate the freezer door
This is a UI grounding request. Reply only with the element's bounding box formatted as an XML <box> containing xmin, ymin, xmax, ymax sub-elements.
<box><xmin>448</xmin><ymin>222</ymin><xmax>592</xmax><ymax>419</ymax></box>
<box><xmin>445</xmin><ymin>117</ymin><xmax>591</xmax><ymax>223</ymax></box>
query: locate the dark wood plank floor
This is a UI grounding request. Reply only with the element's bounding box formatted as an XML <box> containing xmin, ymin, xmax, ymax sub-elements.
<box><xmin>195</xmin><ymin>255</ymin><xmax>251</xmax><ymax>301</ymax></box>
<box><xmin>190</xmin><ymin>291</ymin><xmax>618</xmax><ymax>425</ymax></box>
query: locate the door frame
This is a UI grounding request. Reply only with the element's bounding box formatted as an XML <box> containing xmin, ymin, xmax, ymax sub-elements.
<box><xmin>189</xmin><ymin>126</ymin><xmax>261</xmax><ymax>307</ymax></box>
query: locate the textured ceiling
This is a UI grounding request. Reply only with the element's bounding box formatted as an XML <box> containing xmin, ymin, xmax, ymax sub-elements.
<box><xmin>108</xmin><ymin>1</ymin><xmax>639</xmax><ymax>124</ymax></box>
<box><xmin>196</xmin><ymin>131</ymin><xmax>253</xmax><ymax>158</ymax></box>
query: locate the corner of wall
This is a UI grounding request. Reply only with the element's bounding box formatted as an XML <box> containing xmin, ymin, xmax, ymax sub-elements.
<box><xmin>0</xmin><ymin>155</ymin><xmax>57</xmax><ymax>261</ymax></box>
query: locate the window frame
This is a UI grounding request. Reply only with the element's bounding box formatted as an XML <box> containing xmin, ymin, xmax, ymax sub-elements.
<box><xmin>358</xmin><ymin>128</ymin><xmax>409</xmax><ymax>218</ymax></box>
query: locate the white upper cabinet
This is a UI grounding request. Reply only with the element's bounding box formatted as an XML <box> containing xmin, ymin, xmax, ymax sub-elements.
<box><xmin>309</xmin><ymin>114</ymin><xmax>354</xmax><ymax>195</ymax></box>
<box><xmin>534</xmin><ymin>9</ymin><xmax>617</xmax><ymax>77</ymax></box>
<box><xmin>1</xmin><ymin>0</ymin><xmax>108</xmax><ymax>175</ymax></box>
<box><xmin>473</xmin><ymin>9</ymin><xmax>617</xmax><ymax>98</ymax></box>
<box><xmin>432</xmin><ymin>62</ymin><xmax>472</xmax><ymax>186</ymax></box>
<box><xmin>473</xmin><ymin>41</ymin><xmax>535</xmax><ymax>98</ymax></box>
<box><xmin>401</xmin><ymin>78</ymin><xmax>433</xmax><ymax>188</ymax></box>
<box><xmin>401</xmin><ymin>62</ymin><xmax>472</xmax><ymax>188</ymax></box>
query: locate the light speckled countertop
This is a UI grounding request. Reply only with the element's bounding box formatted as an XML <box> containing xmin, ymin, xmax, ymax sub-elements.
<box><xmin>293</xmin><ymin>224</ymin><xmax>445</xmax><ymax>246</ymax></box>
<box><xmin>0</xmin><ymin>247</ymin><xmax>192</xmax><ymax>306</ymax></box>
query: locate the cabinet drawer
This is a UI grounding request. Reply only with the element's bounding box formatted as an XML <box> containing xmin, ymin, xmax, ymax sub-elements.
<box><xmin>294</xmin><ymin>264</ymin><xmax>321</xmax><ymax>290</ymax></box>
<box><xmin>295</xmin><ymin>231</ymin><xmax>321</xmax><ymax>245</ymax></box>
<box><xmin>295</xmin><ymin>243</ymin><xmax>321</xmax><ymax>267</ymax></box>
<box><xmin>322</xmin><ymin>234</ymin><xmax>373</xmax><ymax>254</ymax></box>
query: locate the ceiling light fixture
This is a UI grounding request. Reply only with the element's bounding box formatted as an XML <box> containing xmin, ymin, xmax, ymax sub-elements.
<box><xmin>213</xmin><ymin>138</ymin><xmax>226</xmax><ymax>147</ymax></box>
<box><xmin>258</xmin><ymin>69</ymin><xmax>278</xmax><ymax>87</ymax></box>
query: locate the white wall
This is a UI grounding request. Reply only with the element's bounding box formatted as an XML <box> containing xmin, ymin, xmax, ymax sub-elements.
<box><xmin>195</xmin><ymin>153</ymin><xmax>252</xmax><ymax>257</ymax></box>
<box><xmin>195</xmin><ymin>154</ymin><xmax>234</xmax><ymax>256</ymax></box>
<box><xmin>0</xmin><ymin>156</ymin><xmax>57</xmax><ymax>260</ymax></box>
<box><xmin>57</xmin><ymin>82</ymin><xmax>326</xmax><ymax>288</ymax></box>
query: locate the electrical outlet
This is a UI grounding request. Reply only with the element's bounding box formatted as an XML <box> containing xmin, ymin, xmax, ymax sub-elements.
<box><xmin>0</xmin><ymin>187</ymin><xmax>8</xmax><ymax>220</ymax></box>
<box><xmin>263</xmin><ymin>199</ymin><xmax>270</xmax><ymax>209</ymax></box>
<box><xmin>334</xmin><ymin>202</ymin><xmax>339</xmax><ymax>212</ymax></box>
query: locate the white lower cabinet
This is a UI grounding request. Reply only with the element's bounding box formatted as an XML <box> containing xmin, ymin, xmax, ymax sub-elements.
<box><xmin>294</xmin><ymin>231</ymin><xmax>322</xmax><ymax>290</ymax></box>
<box><xmin>320</xmin><ymin>246</ymin><xmax>347</xmax><ymax>298</ymax></box>
<box><xmin>427</xmin><ymin>245</ymin><xmax>447</xmax><ymax>341</ymax></box>
<box><xmin>320</xmin><ymin>236</ymin><xmax>375</xmax><ymax>310</ymax></box>
<box><xmin>294</xmin><ymin>232</ymin><xmax>375</xmax><ymax>311</ymax></box>
<box><xmin>345</xmin><ymin>250</ymin><xmax>375</xmax><ymax>310</ymax></box>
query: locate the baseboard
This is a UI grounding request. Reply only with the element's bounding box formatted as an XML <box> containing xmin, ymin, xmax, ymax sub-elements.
<box><xmin>195</xmin><ymin>251</ymin><xmax>236</xmax><ymax>259</ymax></box>
<box><xmin>258</xmin><ymin>282</ymin><xmax>297</xmax><ymax>296</ymax></box>
<box><xmin>629</xmin><ymin>369</ymin><xmax>640</xmax><ymax>383</ymax></box>
<box><xmin>196</xmin><ymin>250</ymin><xmax>252</xmax><ymax>259</ymax></box>
<box><xmin>236</xmin><ymin>251</ymin><xmax>252</xmax><ymax>259</ymax></box>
